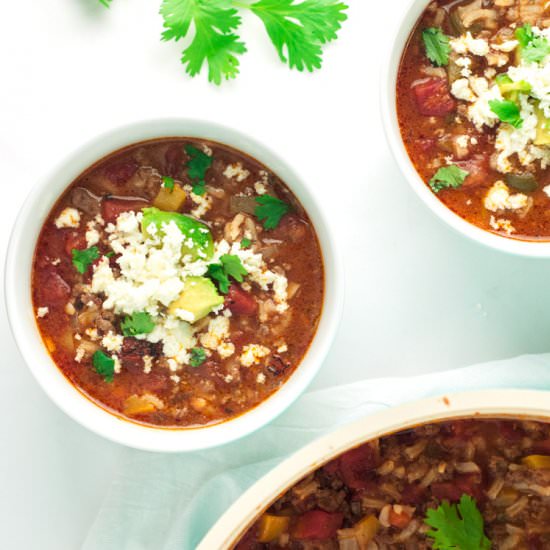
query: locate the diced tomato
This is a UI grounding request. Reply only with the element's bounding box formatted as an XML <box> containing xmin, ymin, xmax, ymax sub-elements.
<box><xmin>292</xmin><ymin>510</ymin><xmax>343</xmax><ymax>541</ymax></box>
<box><xmin>101</xmin><ymin>197</ymin><xmax>149</xmax><ymax>223</ymax></box>
<box><xmin>389</xmin><ymin>508</ymin><xmax>412</xmax><ymax>529</ymax></box>
<box><xmin>323</xmin><ymin>458</ymin><xmax>341</xmax><ymax>476</ymax></box>
<box><xmin>400</xmin><ymin>483</ymin><xmax>426</xmax><ymax>506</ymax></box>
<box><xmin>164</xmin><ymin>144</ymin><xmax>183</xmax><ymax>177</ymax></box>
<box><xmin>64</xmin><ymin>230</ymin><xmax>87</xmax><ymax>256</ymax></box>
<box><xmin>225</xmin><ymin>284</ymin><xmax>258</xmax><ymax>316</ymax></box>
<box><xmin>455</xmin><ymin>155</ymin><xmax>490</xmax><ymax>188</ymax></box>
<box><xmin>339</xmin><ymin>443</ymin><xmax>379</xmax><ymax>490</ymax></box>
<box><xmin>38</xmin><ymin>270</ymin><xmax>71</xmax><ymax>305</ymax></box>
<box><xmin>532</xmin><ymin>439</ymin><xmax>550</xmax><ymax>454</ymax></box>
<box><xmin>412</xmin><ymin>78</ymin><xmax>456</xmax><ymax>116</ymax></box>
<box><xmin>103</xmin><ymin>161</ymin><xmax>138</xmax><ymax>185</ymax></box>
<box><xmin>431</xmin><ymin>474</ymin><xmax>483</xmax><ymax>503</ymax></box>
<box><xmin>120</xmin><ymin>338</ymin><xmax>161</xmax><ymax>372</ymax></box>
<box><xmin>497</xmin><ymin>421</ymin><xmax>524</xmax><ymax>442</ymax></box>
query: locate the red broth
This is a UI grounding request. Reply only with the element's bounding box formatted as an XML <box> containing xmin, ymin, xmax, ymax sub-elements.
<box><xmin>32</xmin><ymin>138</ymin><xmax>324</xmax><ymax>428</ymax></box>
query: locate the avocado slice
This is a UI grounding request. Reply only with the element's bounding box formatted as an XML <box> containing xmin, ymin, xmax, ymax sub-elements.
<box><xmin>141</xmin><ymin>207</ymin><xmax>214</xmax><ymax>261</ymax></box>
<box><xmin>168</xmin><ymin>276</ymin><xmax>224</xmax><ymax>322</ymax></box>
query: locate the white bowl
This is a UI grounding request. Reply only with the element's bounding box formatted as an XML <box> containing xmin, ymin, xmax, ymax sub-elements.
<box><xmin>199</xmin><ymin>389</ymin><xmax>550</xmax><ymax>549</ymax></box>
<box><xmin>381</xmin><ymin>0</ymin><xmax>550</xmax><ymax>257</ymax></box>
<box><xmin>4</xmin><ymin>118</ymin><xmax>343</xmax><ymax>453</ymax></box>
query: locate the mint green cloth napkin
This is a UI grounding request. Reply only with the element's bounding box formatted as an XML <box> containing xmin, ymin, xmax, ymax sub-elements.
<box><xmin>82</xmin><ymin>354</ymin><xmax>550</xmax><ymax>550</ymax></box>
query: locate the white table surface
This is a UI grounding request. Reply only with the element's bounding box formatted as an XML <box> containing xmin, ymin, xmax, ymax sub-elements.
<box><xmin>3</xmin><ymin>1</ymin><xmax>550</xmax><ymax>548</ymax></box>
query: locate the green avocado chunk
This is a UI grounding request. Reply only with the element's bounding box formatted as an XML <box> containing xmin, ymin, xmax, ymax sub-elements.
<box><xmin>141</xmin><ymin>207</ymin><xmax>214</xmax><ymax>261</ymax></box>
<box><xmin>168</xmin><ymin>276</ymin><xmax>224</xmax><ymax>322</ymax></box>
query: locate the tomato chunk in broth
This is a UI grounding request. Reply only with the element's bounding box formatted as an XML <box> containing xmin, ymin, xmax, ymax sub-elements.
<box><xmin>32</xmin><ymin>138</ymin><xmax>324</xmax><ymax>428</ymax></box>
<box><xmin>397</xmin><ymin>0</ymin><xmax>550</xmax><ymax>240</ymax></box>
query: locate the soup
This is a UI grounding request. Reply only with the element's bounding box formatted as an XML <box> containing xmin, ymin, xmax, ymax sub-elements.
<box><xmin>236</xmin><ymin>418</ymin><xmax>550</xmax><ymax>548</ymax></box>
<box><xmin>397</xmin><ymin>0</ymin><xmax>550</xmax><ymax>240</ymax></box>
<box><xmin>32</xmin><ymin>138</ymin><xmax>324</xmax><ymax>427</ymax></box>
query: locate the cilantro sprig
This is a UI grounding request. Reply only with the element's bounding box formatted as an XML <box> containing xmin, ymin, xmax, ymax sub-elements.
<box><xmin>516</xmin><ymin>24</ymin><xmax>550</xmax><ymax>64</ymax></box>
<box><xmin>429</xmin><ymin>165</ymin><xmax>469</xmax><ymax>194</ymax></box>
<box><xmin>189</xmin><ymin>347</ymin><xmax>207</xmax><ymax>367</ymax></box>
<box><xmin>422</xmin><ymin>27</ymin><xmax>450</xmax><ymax>67</ymax></box>
<box><xmin>207</xmin><ymin>254</ymin><xmax>248</xmax><ymax>293</ymax></box>
<box><xmin>489</xmin><ymin>99</ymin><xmax>523</xmax><ymax>128</ymax></box>
<box><xmin>255</xmin><ymin>194</ymin><xmax>291</xmax><ymax>229</ymax></box>
<box><xmin>99</xmin><ymin>0</ymin><xmax>112</xmax><ymax>6</ymax></box>
<box><xmin>72</xmin><ymin>246</ymin><xmax>100</xmax><ymax>274</ymax></box>
<box><xmin>92</xmin><ymin>351</ymin><xmax>115</xmax><ymax>383</ymax></box>
<box><xmin>121</xmin><ymin>312</ymin><xmax>156</xmax><ymax>337</ymax></box>
<box><xmin>160</xmin><ymin>0</ymin><xmax>348</xmax><ymax>84</ymax></box>
<box><xmin>425</xmin><ymin>495</ymin><xmax>491</xmax><ymax>550</ymax></box>
<box><xmin>185</xmin><ymin>144</ymin><xmax>212</xmax><ymax>195</ymax></box>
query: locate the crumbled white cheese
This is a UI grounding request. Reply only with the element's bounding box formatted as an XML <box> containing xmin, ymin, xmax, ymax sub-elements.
<box><xmin>55</xmin><ymin>207</ymin><xmax>80</xmax><ymax>229</ymax></box>
<box><xmin>143</xmin><ymin>355</ymin><xmax>153</xmax><ymax>374</ymax></box>
<box><xmin>113</xmin><ymin>355</ymin><xmax>122</xmax><ymax>374</ymax></box>
<box><xmin>455</xmin><ymin>56</ymin><xmax>472</xmax><ymax>78</ymax></box>
<box><xmin>170</xmin><ymin>374</ymin><xmax>181</xmax><ymax>384</ymax></box>
<box><xmin>167</xmin><ymin>358</ymin><xmax>179</xmax><ymax>372</ymax></box>
<box><xmin>450</xmin><ymin>32</ymin><xmax>489</xmax><ymax>56</ymax></box>
<box><xmin>65</xmin><ymin>302</ymin><xmax>76</xmax><ymax>316</ymax></box>
<box><xmin>456</xmin><ymin>135</ymin><xmax>470</xmax><ymax>148</ymax></box>
<box><xmin>254</xmin><ymin>181</ymin><xmax>267</xmax><ymax>195</ymax></box>
<box><xmin>37</xmin><ymin>307</ymin><xmax>49</xmax><ymax>318</ymax></box>
<box><xmin>484</xmin><ymin>181</ymin><xmax>529</xmax><ymax>212</ymax></box>
<box><xmin>223</xmin><ymin>163</ymin><xmax>250</xmax><ymax>182</ymax></box>
<box><xmin>51</xmin><ymin>258</ymin><xmax>61</xmax><ymax>266</ymax></box>
<box><xmin>200</xmin><ymin>317</ymin><xmax>230</xmax><ymax>350</ymax></box>
<box><xmin>85</xmin><ymin>327</ymin><xmax>100</xmax><ymax>341</ymax></box>
<box><xmin>256</xmin><ymin>373</ymin><xmax>266</xmax><ymax>384</ymax></box>
<box><xmin>174</xmin><ymin>308</ymin><xmax>196</xmax><ymax>323</ymax></box>
<box><xmin>489</xmin><ymin>216</ymin><xmax>515</xmax><ymax>235</ymax></box>
<box><xmin>544</xmin><ymin>185</ymin><xmax>550</xmax><ymax>198</ymax></box>
<box><xmin>74</xmin><ymin>345</ymin><xmax>86</xmax><ymax>363</ymax></box>
<box><xmin>240</xmin><ymin>344</ymin><xmax>270</xmax><ymax>367</ymax></box>
<box><xmin>86</xmin><ymin>228</ymin><xmax>100</xmax><ymax>247</ymax></box>
<box><xmin>101</xmin><ymin>331</ymin><xmax>124</xmax><ymax>353</ymax></box>
<box><xmin>217</xmin><ymin>342</ymin><xmax>235</xmax><ymax>359</ymax></box>
<box><xmin>277</xmin><ymin>343</ymin><xmax>288</xmax><ymax>353</ymax></box>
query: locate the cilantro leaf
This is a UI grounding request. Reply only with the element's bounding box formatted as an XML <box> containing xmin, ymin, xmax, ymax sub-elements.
<box><xmin>207</xmin><ymin>254</ymin><xmax>248</xmax><ymax>293</ymax></box>
<box><xmin>162</xmin><ymin>176</ymin><xmax>175</xmax><ymax>191</ymax></box>
<box><xmin>250</xmin><ymin>0</ymin><xmax>348</xmax><ymax>72</ymax></box>
<box><xmin>160</xmin><ymin>0</ymin><xmax>246</xmax><ymax>84</ymax></box>
<box><xmin>189</xmin><ymin>347</ymin><xmax>207</xmax><ymax>367</ymax></box>
<box><xmin>516</xmin><ymin>24</ymin><xmax>550</xmax><ymax>63</ymax></box>
<box><xmin>489</xmin><ymin>99</ymin><xmax>523</xmax><ymax>128</ymax></box>
<box><xmin>240</xmin><ymin>237</ymin><xmax>252</xmax><ymax>248</ymax></box>
<box><xmin>220</xmin><ymin>254</ymin><xmax>248</xmax><ymax>282</ymax></box>
<box><xmin>429</xmin><ymin>165</ymin><xmax>469</xmax><ymax>194</ymax></box>
<box><xmin>92</xmin><ymin>351</ymin><xmax>115</xmax><ymax>383</ymax></box>
<box><xmin>185</xmin><ymin>144</ymin><xmax>212</xmax><ymax>196</ymax></box>
<box><xmin>72</xmin><ymin>246</ymin><xmax>100</xmax><ymax>274</ymax></box>
<box><xmin>425</xmin><ymin>495</ymin><xmax>491</xmax><ymax>550</ymax></box>
<box><xmin>121</xmin><ymin>312</ymin><xmax>156</xmax><ymax>337</ymax></box>
<box><xmin>99</xmin><ymin>0</ymin><xmax>112</xmax><ymax>6</ymax></box>
<box><xmin>207</xmin><ymin>263</ymin><xmax>230</xmax><ymax>294</ymax></box>
<box><xmin>422</xmin><ymin>27</ymin><xmax>451</xmax><ymax>67</ymax></box>
<box><xmin>254</xmin><ymin>194</ymin><xmax>291</xmax><ymax>229</ymax></box>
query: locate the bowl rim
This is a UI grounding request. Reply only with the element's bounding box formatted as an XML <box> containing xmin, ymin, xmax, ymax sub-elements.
<box><xmin>198</xmin><ymin>388</ymin><xmax>550</xmax><ymax>549</ymax></box>
<box><xmin>380</xmin><ymin>0</ymin><xmax>550</xmax><ymax>258</ymax></box>
<box><xmin>4</xmin><ymin>117</ymin><xmax>344</xmax><ymax>453</ymax></box>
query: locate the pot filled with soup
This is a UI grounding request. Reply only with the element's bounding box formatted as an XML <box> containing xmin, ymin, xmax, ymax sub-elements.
<box><xmin>6</xmin><ymin>120</ymin><xmax>342</xmax><ymax>451</ymax></box>
<box><xmin>198</xmin><ymin>390</ymin><xmax>550</xmax><ymax>550</ymax></box>
<box><xmin>384</xmin><ymin>0</ymin><xmax>550</xmax><ymax>254</ymax></box>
